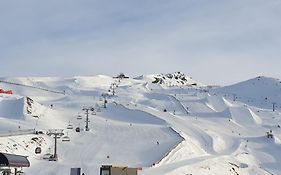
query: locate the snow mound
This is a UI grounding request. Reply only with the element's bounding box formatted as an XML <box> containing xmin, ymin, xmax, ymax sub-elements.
<box><xmin>228</xmin><ymin>107</ymin><xmax>261</xmax><ymax>125</ymax></box>
<box><xmin>0</xmin><ymin>96</ymin><xmax>47</xmax><ymax>120</ymax></box>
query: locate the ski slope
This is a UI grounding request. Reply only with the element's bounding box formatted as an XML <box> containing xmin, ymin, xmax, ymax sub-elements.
<box><xmin>0</xmin><ymin>74</ymin><xmax>280</xmax><ymax>175</ymax></box>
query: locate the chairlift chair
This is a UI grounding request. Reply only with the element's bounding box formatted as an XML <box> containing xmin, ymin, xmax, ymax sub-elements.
<box><xmin>43</xmin><ymin>153</ymin><xmax>52</xmax><ymax>160</ymax></box>
<box><xmin>67</xmin><ymin>124</ymin><xmax>73</xmax><ymax>129</ymax></box>
<box><xmin>62</xmin><ymin>132</ymin><xmax>70</xmax><ymax>142</ymax></box>
<box><xmin>77</xmin><ymin>115</ymin><xmax>82</xmax><ymax>120</ymax></box>
<box><xmin>67</xmin><ymin>121</ymin><xmax>73</xmax><ymax>129</ymax></box>
<box><xmin>62</xmin><ymin>135</ymin><xmax>70</xmax><ymax>142</ymax></box>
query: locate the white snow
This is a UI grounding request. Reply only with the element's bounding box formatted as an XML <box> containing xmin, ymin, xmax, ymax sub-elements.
<box><xmin>0</xmin><ymin>74</ymin><xmax>281</xmax><ymax>175</ymax></box>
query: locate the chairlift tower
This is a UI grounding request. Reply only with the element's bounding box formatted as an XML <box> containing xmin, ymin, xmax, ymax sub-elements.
<box><xmin>233</xmin><ymin>93</ymin><xmax>237</xmax><ymax>101</ymax></box>
<box><xmin>101</xmin><ymin>93</ymin><xmax>108</xmax><ymax>108</ymax></box>
<box><xmin>272</xmin><ymin>102</ymin><xmax>276</xmax><ymax>112</ymax></box>
<box><xmin>112</xmin><ymin>86</ymin><xmax>115</xmax><ymax>96</ymax></box>
<box><xmin>83</xmin><ymin>107</ymin><xmax>94</xmax><ymax>131</ymax></box>
<box><xmin>48</xmin><ymin>129</ymin><xmax>64</xmax><ymax>161</ymax></box>
<box><xmin>110</xmin><ymin>83</ymin><xmax>117</xmax><ymax>96</ymax></box>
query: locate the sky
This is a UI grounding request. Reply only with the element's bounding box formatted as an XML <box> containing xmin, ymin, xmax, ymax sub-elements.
<box><xmin>0</xmin><ymin>0</ymin><xmax>281</xmax><ymax>85</ymax></box>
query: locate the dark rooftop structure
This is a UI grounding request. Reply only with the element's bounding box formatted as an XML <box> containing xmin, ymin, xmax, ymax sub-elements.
<box><xmin>0</xmin><ymin>153</ymin><xmax>30</xmax><ymax>167</ymax></box>
<box><xmin>0</xmin><ymin>153</ymin><xmax>30</xmax><ymax>175</ymax></box>
<box><xmin>113</xmin><ymin>73</ymin><xmax>129</xmax><ymax>79</ymax></box>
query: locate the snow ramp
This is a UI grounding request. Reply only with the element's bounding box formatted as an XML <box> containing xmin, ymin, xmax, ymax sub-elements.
<box><xmin>206</xmin><ymin>95</ymin><xmax>228</xmax><ymax>112</ymax></box>
<box><xmin>182</xmin><ymin>95</ymin><xmax>227</xmax><ymax>114</ymax></box>
<box><xmin>229</xmin><ymin>106</ymin><xmax>261</xmax><ymax>125</ymax></box>
<box><xmin>0</xmin><ymin>96</ymin><xmax>46</xmax><ymax>120</ymax></box>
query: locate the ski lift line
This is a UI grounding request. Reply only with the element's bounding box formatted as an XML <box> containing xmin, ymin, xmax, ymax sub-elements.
<box><xmin>260</xmin><ymin>166</ymin><xmax>274</xmax><ymax>175</ymax></box>
<box><xmin>47</xmin><ymin>129</ymin><xmax>64</xmax><ymax>134</ymax></box>
<box><xmin>0</xmin><ymin>129</ymin><xmax>36</xmax><ymax>137</ymax></box>
<box><xmin>0</xmin><ymin>80</ymin><xmax>65</xmax><ymax>95</ymax></box>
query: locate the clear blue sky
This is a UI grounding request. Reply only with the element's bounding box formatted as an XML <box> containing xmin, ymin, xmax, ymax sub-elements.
<box><xmin>1</xmin><ymin>0</ymin><xmax>281</xmax><ymax>85</ymax></box>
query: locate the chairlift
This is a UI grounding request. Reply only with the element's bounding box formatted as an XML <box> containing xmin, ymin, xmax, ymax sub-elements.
<box><xmin>62</xmin><ymin>135</ymin><xmax>70</xmax><ymax>142</ymax></box>
<box><xmin>43</xmin><ymin>153</ymin><xmax>52</xmax><ymax>160</ymax></box>
<box><xmin>62</xmin><ymin>132</ymin><xmax>70</xmax><ymax>142</ymax></box>
<box><xmin>42</xmin><ymin>147</ymin><xmax>52</xmax><ymax>160</ymax></box>
<box><xmin>75</xmin><ymin>127</ymin><xmax>80</xmax><ymax>132</ymax></box>
<box><xmin>67</xmin><ymin>124</ymin><xmax>73</xmax><ymax>129</ymax></box>
<box><xmin>77</xmin><ymin>115</ymin><xmax>82</xmax><ymax>120</ymax></box>
<box><xmin>67</xmin><ymin>121</ymin><xmax>73</xmax><ymax>129</ymax></box>
<box><xmin>35</xmin><ymin>147</ymin><xmax>42</xmax><ymax>154</ymax></box>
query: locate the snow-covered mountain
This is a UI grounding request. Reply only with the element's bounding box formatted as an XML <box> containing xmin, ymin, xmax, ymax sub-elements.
<box><xmin>214</xmin><ymin>76</ymin><xmax>281</xmax><ymax>110</ymax></box>
<box><xmin>0</xmin><ymin>74</ymin><xmax>281</xmax><ymax>175</ymax></box>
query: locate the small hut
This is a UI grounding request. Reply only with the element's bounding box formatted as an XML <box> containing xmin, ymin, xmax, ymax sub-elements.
<box><xmin>267</xmin><ymin>130</ymin><xmax>274</xmax><ymax>138</ymax></box>
<box><xmin>100</xmin><ymin>165</ymin><xmax>138</xmax><ymax>175</ymax></box>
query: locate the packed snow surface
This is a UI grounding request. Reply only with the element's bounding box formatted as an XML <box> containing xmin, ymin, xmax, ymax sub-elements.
<box><xmin>0</xmin><ymin>74</ymin><xmax>281</xmax><ymax>175</ymax></box>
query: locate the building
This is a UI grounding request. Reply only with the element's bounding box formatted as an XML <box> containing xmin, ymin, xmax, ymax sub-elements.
<box><xmin>113</xmin><ymin>73</ymin><xmax>129</xmax><ymax>79</ymax></box>
<box><xmin>100</xmin><ymin>165</ymin><xmax>138</xmax><ymax>175</ymax></box>
<box><xmin>0</xmin><ymin>153</ymin><xmax>30</xmax><ymax>175</ymax></box>
<box><xmin>70</xmin><ymin>168</ymin><xmax>81</xmax><ymax>175</ymax></box>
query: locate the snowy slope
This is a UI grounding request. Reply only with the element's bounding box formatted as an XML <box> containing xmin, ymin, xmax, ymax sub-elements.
<box><xmin>0</xmin><ymin>74</ymin><xmax>281</xmax><ymax>175</ymax></box>
<box><xmin>213</xmin><ymin>76</ymin><xmax>281</xmax><ymax>110</ymax></box>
